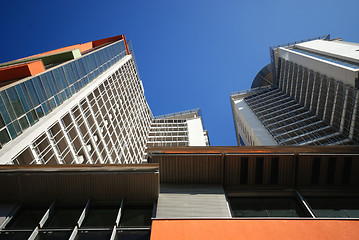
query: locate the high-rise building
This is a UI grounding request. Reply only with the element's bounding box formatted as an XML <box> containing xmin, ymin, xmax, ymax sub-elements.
<box><xmin>231</xmin><ymin>35</ymin><xmax>359</xmax><ymax>146</ymax></box>
<box><xmin>0</xmin><ymin>35</ymin><xmax>209</xmax><ymax>165</ymax></box>
<box><xmin>0</xmin><ymin>35</ymin><xmax>358</xmax><ymax>240</ymax></box>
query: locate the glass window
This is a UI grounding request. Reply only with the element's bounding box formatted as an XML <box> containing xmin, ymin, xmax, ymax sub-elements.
<box><xmin>0</xmin><ymin>231</ymin><xmax>32</xmax><ymax>240</ymax></box>
<box><xmin>34</xmin><ymin>231</ymin><xmax>72</xmax><ymax>240</ymax></box>
<box><xmin>0</xmin><ymin>128</ymin><xmax>11</xmax><ymax>146</ymax></box>
<box><xmin>6</xmin><ymin>87</ymin><xmax>25</xmax><ymax>118</ymax></box>
<box><xmin>114</xmin><ymin>231</ymin><xmax>150</xmax><ymax>240</ymax></box>
<box><xmin>119</xmin><ymin>205</ymin><xmax>153</xmax><ymax>227</ymax></box>
<box><xmin>0</xmin><ymin>113</ymin><xmax>5</xmax><ymax>129</ymax></box>
<box><xmin>35</xmin><ymin>106</ymin><xmax>44</xmax><ymax>119</ymax></box>
<box><xmin>14</xmin><ymin>85</ymin><xmax>29</xmax><ymax>112</ymax></box>
<box><xmin>82</xmin><ymin>206</ymin><xmax>118</xmax><ymax>227</ymax></box>
<box><xmin>18</xmin><ymin>116</ymin><xmax>30</xmax><ymax>131</ymax></box>
<box><xmin>0</xmin><ymin>97</ymin><xmax>11</xmax><ymax>124</ymax></box>
<box><xmin>229</xmin><ymin>197</ymin><xmax>308</xmax><ymax>217</ymax></box>
<box><xmin>31</xmin><ymin>77</ymin><xmax>47</xmax><ymax>103</ymax></box>
<box><xmin>6</xmin><ymin>205</ymin><xmax>48</xmax><ymax>229</ymax></box>
<box><xmin>47</xmin><ymin>72</ymin><xmax>59</xmax><ymax>94</ymax></box>
<box><xmin>24</xmin><ymin>81</ymin><xmax>41</xmax><ymax>106</ymax></box>
<box><xmin>43</xmin><ymin>206</ymin><xmax>83</xmax><ymax>228</ymax></box>
<box><xmin>75</xmin><ymin>230</ymin><xmax>112</xmax><ymax>240</ymax></box>
<box><xmin>39</xmin><ymin>75</ymin><xmax>53</xmax><ymax>98</ymax></box>
<box><xmin>7</xmin><ymin>121</ymin><xmax>22</xmax><ymax>139</ymax></box>
<box><xmin>229</xmin><ymin>198</ymin><xmax>266</xmax><ymax>217</ymax></box>
<box><xmin>306</xmin><ymin>197</ymin><xmax>359</xmax><ymax>218</ymax></box>
<box><xmin>0</xmin><ymin>92</ymin><xmax>16</xmax><ymax>121</ymax></box>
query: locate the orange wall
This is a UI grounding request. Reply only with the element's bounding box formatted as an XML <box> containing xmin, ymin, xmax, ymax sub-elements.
<box><xmin>0</xmin><ymin>60</ymin><xmax>45</xmax><ymax>82</ymax></box>
<box><xmin>151</xmin><ymin>219</ymin><xmax>359</xmax><ymax>240</ymax></box>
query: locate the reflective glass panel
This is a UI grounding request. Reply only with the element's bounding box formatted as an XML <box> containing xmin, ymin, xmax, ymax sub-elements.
<box><xmin>0</xmin><ymin>97</ymin><xmax>11</xmax><ymax>124</ymax></box>
<box><xmin>43</xmin><ymin>207</ymin><xmax>83</xmax><ymax>228</ymax></box>
<box><xmin>24</xmin><ymin>81</ymin><xmax>41</xmax><ymax>106</ymax></box>
<box><xmin>14</xmin><ymin>85</ymin><xmax>29</xmax><ymax>112</ymax></box>
<box><xmin>114</xmin><ymin>231</ymin><xmax>150</xmax><ymax>240</ymax></box>
<box><xmin>75</xmin><ymin>230</ymin><xmax>112</xmax><ymax>240</ymax></box>
<box><xmin>6</xmin><ymin>206</ymin><xmax>48</xmax><ymax>229</ymax></box>
<box><xmin>119</xmin><ymin>205</ymin><xmax>152</xmax><ymax>227</ymax></box>
<box><xmin>229</xmin><ymin>197</ymin><xmax>307</xmax><ymax>217</ymax></box>
<box><xmin>18</xmin><ymin>116</ymin><xmax>29</xmax><ymax>131</ymax></box>
<box><xmin>306</xmin><ymin>197</ymin><xmax>359</xmax><ymax>218</ymax></box>
<box><xmin>6</xmin><ymin>87</ymin><xmax>25</xmax><ymax>118</ymax></box>
<box><xmin>34</xmin><ymin>231</ymin><xmax>72</xmax><ymax>240</ymax></box>
<box><xmin>229</xmin><ymin>198</ymin><xmax>266</xmax><ymax>217</ymax></box>
<box><xmin>82</xmin><ymin>206</ymin><xmax>118</xmax><ymax>227</ymax></box>
<box><xmin>0</xmin><ymin>92</ymin><xmax>16</xmax><ymax>121</ymax></box>
<box><xmin>0</xmin><ymin>128</ymin><xmax>11</xmax><ymax>146</ymax></box>
<box><xmin>0</xmin><ymin>231</ymin><xmax>32</xmax><ymax>240</ymax></box>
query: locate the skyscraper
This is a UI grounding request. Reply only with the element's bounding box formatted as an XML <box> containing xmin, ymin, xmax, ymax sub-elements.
<box><xmin>0</xmin><ymin>35</ymin><xmax>358</xmax><ymax>240</ymax></box>
<box><xmin>0</xmin><ymin>35</ymin><xmax>209</xmax><ymax>165</ymax></box>
<box><xmin>231</xmin><ymin>35</ymin><xmax>359</xmax><ymax>146</ymax></box>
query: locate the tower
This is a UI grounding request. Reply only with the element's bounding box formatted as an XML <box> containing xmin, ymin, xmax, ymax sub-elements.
<box><xmin>231</xmin><ymin>35</ymin><xmax>359</xmax><ymax>146</ymax></box>
<box><xmin>0</xmin><ymin>35</ymin><xmax>209</xmax><ymax>165</ymax></box>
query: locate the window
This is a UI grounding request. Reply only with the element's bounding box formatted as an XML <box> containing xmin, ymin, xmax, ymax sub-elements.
<box><xmin>306</xmin><ymin>197</ymin><xmax>359</xmax><ymax>218</ymax></box>
<box><xmin>229</xmin><ymin>197</ymin><xmax>308</xmax><ymax>217</ymax></box>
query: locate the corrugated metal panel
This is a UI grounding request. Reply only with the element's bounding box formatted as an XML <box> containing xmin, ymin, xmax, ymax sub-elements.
<box><xmin>156</xmin><ymin>184</ymin><xmax>231</xmax><ymax>218</ymax></box>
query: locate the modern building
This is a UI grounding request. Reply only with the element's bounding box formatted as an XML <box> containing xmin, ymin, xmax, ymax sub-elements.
<box><xmin>0</xmin><ymin>35</ymin><xmax>358</xmax><ymax>240</ymax></box>
<box><xmin>231</xmin><ymin>35</ymin><xmax>359</xmax><ymax>146</ymax></box>
<box><xmin>0</xmin><ymin>35</ymin><xmax>209</xmax><ymax>165</ymax></box>
<box><xmin>0</xmin><ymin>146</ymin><xmax>358</xmax><ymax>240</ymax></box>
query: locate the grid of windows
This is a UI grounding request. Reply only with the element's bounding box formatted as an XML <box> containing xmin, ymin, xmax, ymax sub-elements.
<box><xmin>229</xmin><ymin>196</ymin><xmax>359</xmax><ymax>218</ymax></box>
<box><xmin>11</xmin><ymin>59</ymin><xmax>153</xmax><ymax>164</ymax></box>
<box><xmin>0</xmin><ymin>201</ymin><xmax>152</xmax><ymax>240</ymax></box>
<box><xmin>243</xmin><ymin>58</ymin><xmax>359</xmax><ymax>146</ymax></box>
<box><xmin>0</xmin><ymin>40</ymin><xmax>127</xmax><ymax>148</ymax></box>
<box><xmin>147</xmin><ymin>119</ymin><xmax>189</xmax><ymax>147</ymax></box>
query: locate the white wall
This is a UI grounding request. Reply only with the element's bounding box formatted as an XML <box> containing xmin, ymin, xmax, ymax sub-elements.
<box><xmin>233</xmin><ymin>99</ymin><xmax>278</xmax><ymax>146</ymax></box>
<box><xmin>187</xmin><ymin>118</ymin><xmax>207</xmax><ymax>146</ymax></box>
<box><xmin>279</xmin><ymin>48</ymin><xmax>358</xmax><ymax>87</ymax></box>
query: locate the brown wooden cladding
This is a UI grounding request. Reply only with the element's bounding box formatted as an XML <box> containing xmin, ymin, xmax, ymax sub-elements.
<box><xmin>224</xmin><ymin>154</ymin><xmax>295</xmax><ymax>188</ymax></box>
<box><xmin>0</xmin><ymin>165</ymin><xmax>159</xmax><ymax>203</ymax></box>
<box><xmin>150</xmin><ymin>150</ymin><xmax>359</xmax><ymax>190</ymax></box>
<box><xmin>151</xmin><ymin>154</ymin><xmax>223</xmax><ymax>184</ymax></box>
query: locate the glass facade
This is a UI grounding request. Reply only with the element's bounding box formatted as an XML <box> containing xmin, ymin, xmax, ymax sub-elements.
<box><xmin>229</xmin><ymin>197</ymin><xmax>308</xmax><ymax>217</ymax></box>
<box><xmin>0</xmin><ymin>40</ymin><xmax>127</xmax><ymax>148</ymax></box>
<box><xmin>0</xmin><ymin>202</ymin><xmax>153</xmax><ymax>240</ymax></box>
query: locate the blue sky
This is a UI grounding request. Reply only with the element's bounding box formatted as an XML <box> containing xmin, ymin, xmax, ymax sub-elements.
<box><xmin>1</xmin><ymin>0</ymin><xmax>358</xmax><ymax>145</ymax></box>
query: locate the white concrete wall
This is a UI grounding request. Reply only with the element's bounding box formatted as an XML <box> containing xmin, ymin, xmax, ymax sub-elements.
<box><xmin>233</xmin><ymin>99</ymin><xmax>278</xmax><ymax>146</ymax></box>
<box><xmin>279</xmin><ymin>48</ymin><xmax>358</xmax><ymax>87</ymax></box>
<box><xmin>296</xmin><ymin>39</ymin><xmax>359</xmax><ymax>64</ymax></box>
<box><xmin>187</xmin><ymin>117</ymin><xmax>207</xmax><ymax>146</ymax></box>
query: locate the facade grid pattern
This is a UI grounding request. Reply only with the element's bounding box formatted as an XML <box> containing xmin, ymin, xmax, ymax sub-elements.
<box><xmin>11</xmin><ymin>58</ymin><xmax>153</xmax><ymax>165</ymax></box>
<box><xmin>242</xmin><ymin>56</ymin><xmax>359</xmax><ymax>146</ymax></box>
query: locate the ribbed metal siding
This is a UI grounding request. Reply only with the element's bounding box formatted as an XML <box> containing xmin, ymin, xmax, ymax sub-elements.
<box><xmin>156</xmin><ymin>184</ymin><xmax>231</xmax><ymax>218</ymax></box>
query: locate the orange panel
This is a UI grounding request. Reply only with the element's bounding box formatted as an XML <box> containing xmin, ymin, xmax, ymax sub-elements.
<box><xmin>151</xmin><ymin>219</ymin><xmax>359</xmax><ymax>240</ymax></box>
<box><xmin>0</xmin><ymin>60</ymin><xmax>45</xmax><ymax>82</ymax></box>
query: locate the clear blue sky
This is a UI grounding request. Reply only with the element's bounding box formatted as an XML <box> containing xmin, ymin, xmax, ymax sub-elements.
<box><xmin>1</xmin><ymin>0</ymin><xmax>358</xmax><ymax>145</ymax></box>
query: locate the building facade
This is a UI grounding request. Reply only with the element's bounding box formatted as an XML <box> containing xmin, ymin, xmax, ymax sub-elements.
<box><xmin>0</xmin><ymin>35</ymin><xmax>209</xmax><ymax>165</ymax></box>
<box><xmin>231</xmin><ymin>35</ymin><xmax>359</xmax><ymax>146</ymax></box>
<box><xmin>0</xmin><ymin>35</ymin><xmax>358</xmax><ymax>240</ymax></box>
